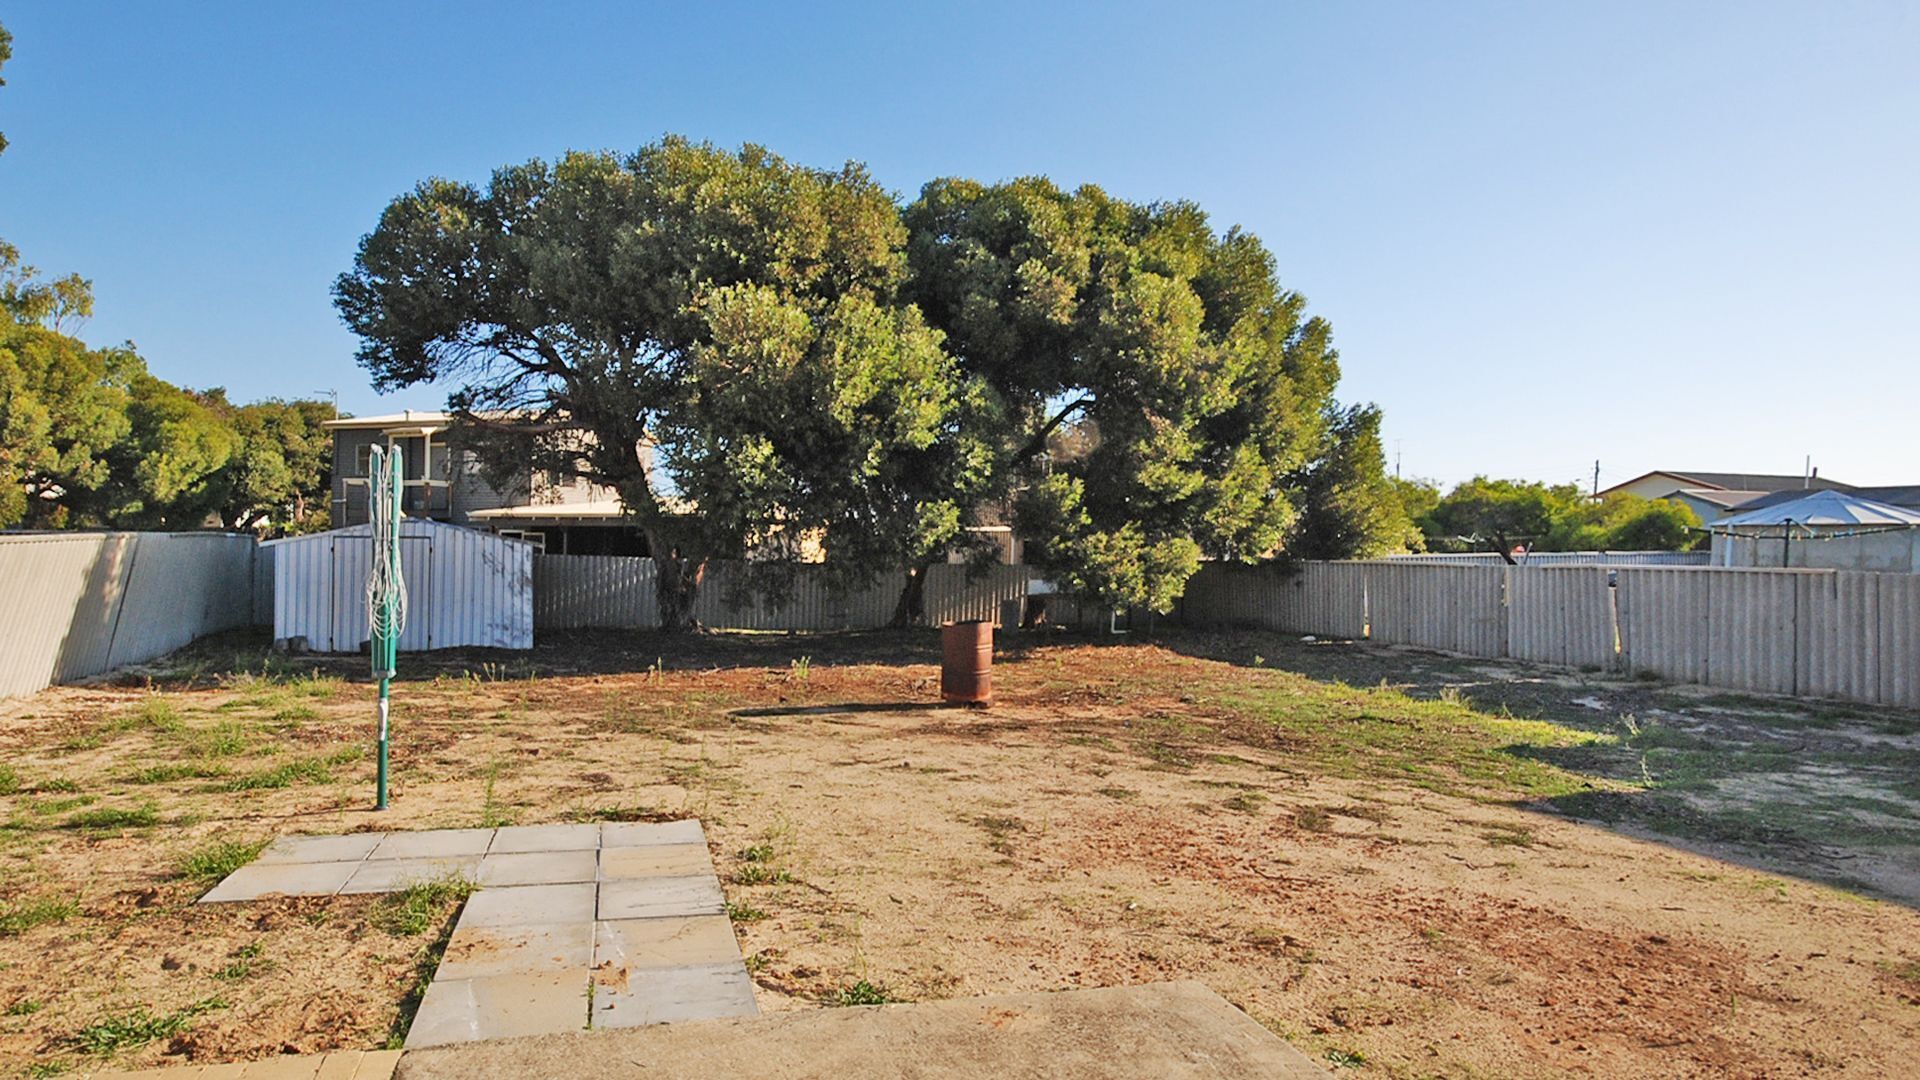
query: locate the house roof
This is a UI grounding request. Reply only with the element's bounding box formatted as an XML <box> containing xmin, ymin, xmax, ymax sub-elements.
<box><xmin>322</xmin><ymin>410</ymin><xmax>455</xmax><ymax>431</ymax></box>
<box><xmin>1714</xmin><ymin>490</ymin><xmax>1920</xmax><ymax>529</ymax></box>
<box><xmin>1598</xmin><ymin>469</ymin><xmax>1854</xmax><ymax>498</ymax></box>
<box><xmin>1731</xmin><ymin>484</ymin><xmax>1920</xmax><ymax>514</ymax></box>
<box><xmin>1674</xmin><ymin>488</ymin><xmax>1770</xmax><ymax>510</ymax></box>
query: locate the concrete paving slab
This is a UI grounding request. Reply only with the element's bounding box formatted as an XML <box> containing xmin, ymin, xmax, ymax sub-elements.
<box><xmin>338</xmin><ymin>856</ymin><xmax>482</xmax><ymax>895</ymax></box>
<box><xmin>438</xmin><ymin>922</ymin><xmax>595</xmax><ymax>981</ymax></box>
<box><xmin>230</xmin><ymin>1056</ymin><xmax>323</xmax><ymax>1079</ymax></box>
<box><xmin>596</xmin><ymin>843</ymin><xmax>712</xmax><ymax>880</ymax></box>
<box><xmin>396</xmin><ymin>981</ymin><xmax>1330</xmax><ymax>1079</ymax></box>
<box><xmin>591</xmin><ymin>960</ymin><xmax>758</xmax><ymax>1029</ymax></box>
<box><xmin>596</xmin><ymin>876</ymin><xmax>725</xmax><ymax>920</ymax></box>
<box><xmin>593</xmin><ymin>916</ymin><xmax>740</xmax><ymax>973</ymax></box>
<box><xmin>256</xmin><ymin>833</ymin><xmax>385</xmax><ymax>866</ymax></box>
<box><xmin>404</xmin><ymin>971</ymin><xmax>591</xmax><ymax>1049</ymax></box>
<box><xmin>488</xmin><ymin>823</ymin><xmax>601</xmax><ymax>853</ymax></box>
<box><xmin>198</xmin><ymin>859</ymin><xmax>361</xmax><ymax>903</ymax></box>
<box><xmin>460</xmin><ymin>882</ymin><xmax>598</xmax><ymax>928</ymax></box>
<box><xmin>367</xmin><ymin>829</ymin><xmax>495</xmax><ymax>860</ymax></box>
<box><xmin>599</xmin><ymin>819</ymin><xmax>705</xmax><ymax>848</ymax></box>
<box><xmin>477</xmin><ymin>849</ymin><xmax>598</xmax><ymax>887</ymax></box>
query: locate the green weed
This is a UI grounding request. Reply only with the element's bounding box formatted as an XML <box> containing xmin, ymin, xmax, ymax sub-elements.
<box><xmin>63</xmin><ymin>803</ymin><xmax>159</xmax><ymax>832</ymax></box>
<box><xmin>372</xmin><ymin>875</ymin><xmax>477</xmax><ymax>936</ymax></box>
<box><xmin>733</xmin><ymin>864</ymin><xmax>795</xmax><ymax>886</ymax></box>
<box><xmin>0</xmin><ymin>764</ymin><xmax>17</xmax><ymax>796</ymax></box>
<box><xmin>212</xmin><ymin>758</ymin><xmax>333</xmax><ymax>792</ymax></box>
<box><xmin>177</xmin><ymin>838</ymin><xmax>268</xmax><ymax>885</ymax></box>
<box><xmin>73</xmin><ymin>997</ymin><xmax>227</xmax><ymax>1055</ymax></box>
<box><xmin>725</xmin><ymin>900</ymin><xmax>768</xmax><ymax>922</ymax></box>
<box><xmin>828</xmin><ymin>980</ymin><xmax>897</xmax><ymax>1007</ymax></box>
<box><xmin>5</xmin><ymin>998</ymin><xmax>43</xmax><ymax>1015</ymax></box>
<box><xmin>0</xmin><ymin>895</ymin><xmax>75</xmax><ymax>937</ymax></box>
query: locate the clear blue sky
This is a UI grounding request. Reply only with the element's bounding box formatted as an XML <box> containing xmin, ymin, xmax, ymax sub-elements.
<box><xmin>3</xmin><ymin>2</ymin><xmax>1915</xmax><ymax>490</ymax></box>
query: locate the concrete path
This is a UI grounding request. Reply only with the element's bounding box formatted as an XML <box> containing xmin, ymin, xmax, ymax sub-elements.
<box><xmin>83</xmin><ymin>1049</ymin><xmax>400</xmax><ymax>1079</ymax></box>
<box><xmin>197</xmin><ymin>821</ymin><xmax>757</xmax><ymax>1048</ymax></box>
<box><xmin>394</xmin><ymin>981</ymin><xmax>1330</xmax><ymax>1079</ymax></box>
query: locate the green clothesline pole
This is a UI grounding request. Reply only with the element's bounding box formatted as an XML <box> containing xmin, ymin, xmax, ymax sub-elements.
<box><xmin>369</xmin><ymin>444</ymin><xmax>405</xmax><ymax>812</ymax></box>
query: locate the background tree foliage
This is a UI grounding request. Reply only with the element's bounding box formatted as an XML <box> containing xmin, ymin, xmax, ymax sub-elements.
<box><xmin>903</xmin><ymin>177</ymin><xmax>1369</xmax><ymax>612</ymax></box>
<box><xmin>1411</xmin><ymin>475</ymin><xmax>1702</xmax><ymax>554</ymax></box>
<box><xmin>335</xmin><ymin>140</ymin><xmax>992</xmax><ymax>628</ymax></box>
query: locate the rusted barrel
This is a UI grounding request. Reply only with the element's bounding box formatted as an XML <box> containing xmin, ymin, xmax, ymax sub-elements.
<box><xmin>940</xmin><ymin>619</ymin><xmax>993</xmax><ymax>706</ymax></box>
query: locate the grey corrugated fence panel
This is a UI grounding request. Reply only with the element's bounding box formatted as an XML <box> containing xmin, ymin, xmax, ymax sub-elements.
<box><xmin>0</xmin><ymin>532</ymin><xmax>260</xmax><ymax>698</ymax></box>
<box><xmin>923</xmin><ymin>564</ymin><xmax>1032</xmax><ymax>626</ymax></box>
<box><xmin>1364</xmin><ymin>563</ymin><xmax>1507</xmax><ymax>655</ymax></box>
<box><xmin>534</xmin><ymin>554</ymin><xmax>660</xmax><ymax>630</ymax></box>
<box><xmin>251</xmin><ymin>543</ymin><xmax>275</xmax><ymax>626</ymax></box>
<box><xmin>1876</xmin><ymin>575</ymin><xmax>1920</xmax><ymax>708</ymax></box>
<box><xmin>1177</xmin><ymin>563</ymin><xmax>1284</xmax><ymax>629</ymax></box>
<box><xmin>1615</xmin><ymin>568</ymin><xmax>1712</xmax><ymax>683</ymax></box>
<box><xmin>1796</xmin><ymin>572</ymin><xmax>1875</xmax><ymax>704</ymax></box>
<box><xmin>105</xmin><ymin>533</ymin><xmax>257</xmax><ymax>668</ymax></box>
<box><xmin>1507</xmin><ymin>567</ymin><xmax>1616</xmax><ymax>670</ymax></box>
<box><xmin>1704</xmin><ymin>569</ymin><xmax>1805</xmax><ymax>694</ymax></box>
<box><xmin>1298</xmin><ymin>562</ymin><xmax>1370</xmax><ymax>638</ymax></box>
<box><xmin>265</xmin><ymin>521</ymin><xmax>532</xmax><ymax>651</ymax></box>
<box><xmin>1383</xmin><ymin>551</ymin><xmax>1709</xmax><ymax>567</ymax></box>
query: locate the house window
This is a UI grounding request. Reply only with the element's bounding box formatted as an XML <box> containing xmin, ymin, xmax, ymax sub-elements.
<box><xmin>354</xmin><ymin>443</ymin><xmax>374</xmax><ymax>477</ymax></box>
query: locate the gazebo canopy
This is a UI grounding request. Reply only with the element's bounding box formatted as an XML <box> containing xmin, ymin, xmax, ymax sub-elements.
<box><xmin>1714</xmin><ymin>489</ymin><xmax>1920</xmax><ymax>530</ymax></box>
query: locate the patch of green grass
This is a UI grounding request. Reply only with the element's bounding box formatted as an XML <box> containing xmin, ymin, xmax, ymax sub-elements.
<box><xmin>27</xmin><ymin>794</ymin><xmax>96</xmax><ymax>816</ymax></box>
<box><xmin>732</xmin><ymin>864</ymin><xmax>796</xmax><ymax>886</ymax></box>
<box><xmin>183</xmin><ymin>721</ymin><xmax>251</xmax><ymax>758</ymax></box>
<box><xmin>214</xmin><ymin>942</ymin><xmax>268</xmax><ymax>981</ymax></box>
<box><xmin>177</xmin><ymin>838</ymin><xmax>269</xmax><ymax>886</ymax></box>
<box><xmin>26</xmin><ymin>1061</ymin><xmax>72</xmax><ymax>1078</ymax></box>
<box><xmin>827</xmin><ymin>980</ymin><xmax>898</xmax><ymax>1006</ymax></box>
<box><xmin>725</xmin><ymin>900</ymin><xmax>768</xmax><ymax>922</ymax></box>
<box><xmin>125</xmin><ymin>762</ymin><xmax>232</xmax><ymax>785</ymax></box>
<box><xmin>35</xmin><ymin>778</ymin><xmax>82</xmax><ymax>794</ymax></box>
<box><xmin>114</xmin><ymin>698</ymin><xmax>185</xmax><ymax>735</ymax></box>
<box><xmin>0</xmin><ymin>764</ymin><xmax>17</xmax><ymax>796</ymax></box>
<box><xmin>211</xmin><ymin>758</ymin><xmax>334</xmax><ymax>792</ymax></box>
<box><xmin>740</xmin><ymin>843</ymin><xmax>775</xmax><ymax>863</ymax></box>
<box><xmin>372</xmin><ymin>874</ymin><xmax>478</xmax><ymax>936</ymax></box>
<box><xmin>63</xmin><ymin>803</ymin><xmax>160</xmax><ymax>832</ymax></box>
<box><xmin>73</xmin><ymin>997</ymin><xmax>227</xmax><ymax>1055</ymax></box>
<box><xmin>6</xmin><ymin>998</ymin><xmax>44</xmax><ymax>1016</ymax></box>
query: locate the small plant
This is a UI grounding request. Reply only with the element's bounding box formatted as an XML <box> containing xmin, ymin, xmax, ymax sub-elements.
<box><xmin>131</xmin><ymin>698</ymin><xmax>185</xmax><ymax>733</ymax></box>
<box><xmin>25</xmin><ymin>1061</ymin><xmax>71</xmax><ymax>1078</ymax></box>
<box><xmin>1481</xmin><ymin>823</ymin><xmax>1535</xmax><ymax>848</ymax></box>
<box><xmin>740</xmin><ymin>843</ymin><xmax>775</xmax><ymax>863</ymax></box>
<box><xmin>373</xmin><ymin>875</ymin><xmax>478</xmax><ymax>936</ymax></box>
<box><xmin>1326</xmin><ymin>1047</ymin><xmax>1368</xmax><ymax>1069</ymax></box>
<box><xmin>725</xmin><ymin>900</ymin><xmax>768</xmax><ymax>922</ymax></box>
<box><xmin>5</xmin><ymin>998</ymin><xmax>43</xmax><ymax>1016</ymax></box>
<box><xmin>63</xmin><ymin>803</ymin><xmax>160</xmax><ymax>832</ymax></box>
<box><xmin>477</xmin><ymin>760</ymin><xmax>514</xmax><ymax>828</ymax></box>
<box><xmin>37</xmin><ymin>777</ymin><xmax>81</xmax><ymax>795</ymax></box>
<box><xmin>214</xmin><ymin>941</ymin><xmax>268</xmax><ymax>981</ymax></box>
<box><xmin>743</xmin><ymin>950</ymin><xmax>772</xmax><ymax>974</ymax></box>
<box><xmin>126</xmin><ymin>762</ymin><xmax>230</xmax><ymax>785</ymax></box>
<box><xmin>213</xmin><ymin>758</ymin><xmax>333</xmax><ymax>792</ymax></box>
<box><xmin>0</xmin><ymin>764</ymin><xmax>17</xmax><ymax>796</ymax></box>
<box><xmin>1295</xmin><ymin>807</ymin><xmax>1334</xmax><ymax>833</ymax></box>
<box><xmin>1224</xmin><ymin>791</ymin><xmax>1268</xmax><ymax>814</ymax></box>
<box><xmin>647</xmin><ymin>657</ymin><xmax>665</xmax><ymax>684</ymax></box>
<box><xmin>788</xmin><ymin>656</ymin><xmax>811</xmax><ymax>684</ymax></box>
<box><xmin>732</xmin><ymin>864</ymin><xmax>795</xmax><ymax>886</ymax></box>
<box><xmin>828</xmin><ymin>980</ymin><xmax>896</xmax><ymax>1007</ymax></box>
<box><xmin>73</xmin><ymin>997</ymin><xmax>227</xmax><ymax>1055</ymax></box>
<box><xmin>177</xmin><ymin>838</ymin><xmax>268</xmax><ymax>885</ymax></box>
<box><xmin>1096</xmin><ymin>786</ymin><xmax>1137</xmax><ymax>800</ymax></box>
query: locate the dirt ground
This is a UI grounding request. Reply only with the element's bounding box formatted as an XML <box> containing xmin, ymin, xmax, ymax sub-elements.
<box><xmin>2</xmin><ymin>627</ymin><xmax>1918</xmax><ymax>1078</ymax></box>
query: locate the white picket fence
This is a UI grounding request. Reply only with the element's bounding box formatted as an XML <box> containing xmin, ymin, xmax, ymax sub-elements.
<box><xmin>1178</xmin><ymin>561</ymin><xmax>1920</xmax><ymax>709</ymax></box>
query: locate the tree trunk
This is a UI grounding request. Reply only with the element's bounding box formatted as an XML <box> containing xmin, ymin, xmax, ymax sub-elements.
<box><xmin>889</xmin><ymin>561</ymin><xmax>935</xmax><ymax>628</ymax></box>
<box><xmin>650</xmin><ymin>535</ymin><xmax>706</xmax><ymax>632</ymax></box>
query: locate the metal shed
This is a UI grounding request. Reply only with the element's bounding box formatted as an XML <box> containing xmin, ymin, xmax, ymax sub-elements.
<box><xmin>264</xmin><ymin>520</ymin><xmax>533</xmax><ymax>652</ymax></box>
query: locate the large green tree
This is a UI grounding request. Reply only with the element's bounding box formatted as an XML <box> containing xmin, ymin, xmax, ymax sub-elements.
<box><xmin>335</xmin><ymin>139</ymin><xmax>986</xmax><ymax>628</ymax></box>
<box><xmin>1288</xmin><ymin>404</ymin><xmax>1421</xmax><ymax>560</ymax></box>
<box><xmin>0</xmin><ymin>321</ymin><xmax>129</xmax><ymax>527</ymax></box>
<box><xmin>903</xmin><ymin>178</ymin><xmax>1347</xmax><ymax>611</ymax></box>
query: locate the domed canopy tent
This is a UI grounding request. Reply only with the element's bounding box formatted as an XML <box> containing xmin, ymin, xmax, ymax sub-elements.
<box><xmin>1709</xmin><ymin>491</ymin><xmax>1920</xmax><ymax>571</ymax></box>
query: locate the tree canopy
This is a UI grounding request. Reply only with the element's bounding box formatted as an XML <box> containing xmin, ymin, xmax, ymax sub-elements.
<box><xmin>1411</xmin><ymin>476</ymin><xmax>1702</xmax><ymax>554</ymax></box>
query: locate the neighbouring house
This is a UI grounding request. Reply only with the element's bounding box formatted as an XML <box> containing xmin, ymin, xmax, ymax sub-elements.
<box><xmin>324</xmin><ymin>412</ymin><xmax>650</xmax><ymax>555</ymax></box>
<box><xmin>1597</xmin><ymin>469</ymin><xmax>1854</xmax><ymax>524</ymax></box>
<box><xmin>325</xmin><ymin>411</ymin><xmax>1023</xmax><ymax>563</ymax></box>
<box><xmin>1708</xmin><ymin>490</ymin><xmax>1920</xmax><ymax>572</ymax></box>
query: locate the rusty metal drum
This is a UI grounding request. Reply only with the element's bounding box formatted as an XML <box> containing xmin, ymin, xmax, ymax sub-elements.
<box><xmin>940</xmin><ymin>619</ymin><xmax>993</xmax><ymax>705</ymax></box>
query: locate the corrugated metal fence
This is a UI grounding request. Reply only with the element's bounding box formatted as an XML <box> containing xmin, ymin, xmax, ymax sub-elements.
<box><xmin>1383</xmin><ymin>551</ymin><xmax>1712</xmax><ymax>567</ymax></box>
<box><xmin>534</xmin><ymin>556</ymin><xmax>1033</xmax><ymax>633</ymax></box>
<box><xmin>0</xmin><ymin>532</ymin><xmax>260</xmax><ymax>698</ymax></box>
<box><xmin>1179</xmin><ymin>561</ymin><xmax>1920</xmax><ymax>708</ymax></box>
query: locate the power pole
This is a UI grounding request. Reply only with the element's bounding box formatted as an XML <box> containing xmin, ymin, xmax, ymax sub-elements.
<box><xmin>1592</xmin><ymin>460</ymin><xmax>1600</xmax><ymax>499</ymax></box>
<box><xmin>1395</xmin><ymin>441</ymin><xmax>1402</xmax><ymax>480</ymax></box>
